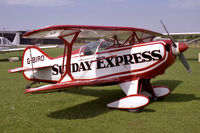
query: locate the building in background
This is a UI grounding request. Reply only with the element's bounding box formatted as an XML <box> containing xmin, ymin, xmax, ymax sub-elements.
<box><xmin>1</xmin><ymin>30</ymin><xmax>200</xmax><ymax>45</ymax></box>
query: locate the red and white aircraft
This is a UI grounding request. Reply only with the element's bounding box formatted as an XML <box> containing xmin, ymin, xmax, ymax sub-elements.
<box><xmin>9</xmin><ymin>24</ymin><xmax>191</xmax><ymax>112</ymax></box>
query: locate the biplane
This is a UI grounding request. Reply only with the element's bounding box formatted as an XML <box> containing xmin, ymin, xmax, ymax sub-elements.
<box><xmin>9</xmin><ymin>24</ymin><xmax>191</xmax><ymax>112</ymax></box>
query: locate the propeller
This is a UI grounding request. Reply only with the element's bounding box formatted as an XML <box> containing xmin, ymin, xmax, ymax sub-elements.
<box><xmin>160</xmin><ymin>20</ymin><xmax>191</xmax><ymax>73</ymax></box>
<box><xmin>160</xmin><ymin>20</ymin><xmax>177</xmax><ymax>48</ymax></box>
<box><xmin>179</xmin><ymin>53</ymin><xmax>192</xmax><ymax>73</ymax></box>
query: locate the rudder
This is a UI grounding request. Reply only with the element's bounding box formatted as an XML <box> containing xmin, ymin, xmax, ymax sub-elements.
<box><xmin>12</xmin><ymin>32</ymin><xmax>20</xmax><ymax>45</ymax></box>
<box><xmin>21</xmin><ymin>46</ymin><xmax>56</xmax><ymax>81</ymax></box>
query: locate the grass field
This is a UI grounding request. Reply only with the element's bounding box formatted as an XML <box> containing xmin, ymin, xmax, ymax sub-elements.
<box><xmin>0</xmin><ymin>47</ymin><xmax>200</xmax><ymax>133</ymax></box>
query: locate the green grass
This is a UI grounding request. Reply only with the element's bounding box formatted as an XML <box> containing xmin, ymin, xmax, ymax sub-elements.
<box><xmin>0</xmin><ymin>48</ymin><xmax>200</xmax><ymax>133</ymax></box>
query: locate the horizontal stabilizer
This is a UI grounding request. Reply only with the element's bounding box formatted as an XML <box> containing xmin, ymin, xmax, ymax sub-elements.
<box><xmin>8</xmin><ymin>46</ymin><xmax>55</xmax><ymax>74</ymax></box>
<box><xmin>25</xmin><ymin>78</ymin><xmax>120</xmax><ymax>94</ymax></box>
<box><xmin>107</xmin><ymin>95</ymin><xmax>149</xmax><ymax>109</ymax></box>
<box><xmin>8</xmin><ymin>65</ymin><xmax>51</xmax><ymax>73</ymax></box>
<box><xmin>8</xmin><ymin>67</ymin><xmax>31</xmax><ymax>73</ymax></box>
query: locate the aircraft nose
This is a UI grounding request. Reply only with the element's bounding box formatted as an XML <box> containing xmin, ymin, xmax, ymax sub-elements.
<box><xmin>178</xmin><ymin>43</ymin><xmax>188</xmax><ymax>53</ymax></box>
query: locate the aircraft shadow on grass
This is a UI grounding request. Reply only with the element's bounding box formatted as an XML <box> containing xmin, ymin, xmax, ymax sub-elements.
<box><xmin>187</xmin><ymin>58</ymin><xmax>198</xmax><ymax>61</ymax></box>
<box><xmin>47</xmin><ymin>80</ymin><xmax>200</xmax><ymax>120</ymax></box>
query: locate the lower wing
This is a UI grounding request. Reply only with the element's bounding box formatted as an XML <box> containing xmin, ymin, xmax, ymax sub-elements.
<box><xmin>25</xmin><ymin>78</ymin><xmax>120</xmax><ymax>94</ymax></box>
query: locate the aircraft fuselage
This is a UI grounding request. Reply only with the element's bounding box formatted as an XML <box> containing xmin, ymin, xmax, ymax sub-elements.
<box><xmin>23</xmin><ymin>40</ymin><xmax>176</xmax><ymax>83</ymax></box>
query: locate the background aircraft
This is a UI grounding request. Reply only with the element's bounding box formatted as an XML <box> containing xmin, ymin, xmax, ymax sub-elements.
<box><xmin>0</xmin><ymin>32</ymin><xmax>58</xmax><ymax>61</ymax></box>
<box><xmin>162</xmin><ymin>32</ymin><xmax>200</xmax><ymax>44</ymax></box>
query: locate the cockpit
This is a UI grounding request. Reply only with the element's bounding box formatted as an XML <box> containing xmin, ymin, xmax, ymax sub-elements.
<box><xmin>78</xmin><ymin>30</ymin><xmax>159</xmax><ymax>57</ymax></box>
<box><xmin>79</xmin><ymin>40</ymin><xmax>113</xmax><ymax>56</ymax></box>
<box><xmin>0</xmin><ymin>37</ymin><xmax>12</xmax><ymax>45</ymax></box>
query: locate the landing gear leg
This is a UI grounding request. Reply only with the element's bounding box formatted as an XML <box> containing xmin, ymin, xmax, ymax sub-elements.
<box><xmin>26</xmin><ymin>81</ymin><xmax>40</xmax><ymax>89</ymax></box>
<box><xmin>126</xmin><ymin>79</ymin><xmax>148</xmax><ymax>113</ymax></box>
<box><xmin>141</xmin><ymin>79</ymin><xmax>170</xmax><ymax>100</ymax></box>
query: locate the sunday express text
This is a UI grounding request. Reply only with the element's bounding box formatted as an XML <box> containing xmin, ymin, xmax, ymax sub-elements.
<box><xmin>52</xmin><ymin>50</ymin><xmax>162</xmax><ymax>75</ymax></box>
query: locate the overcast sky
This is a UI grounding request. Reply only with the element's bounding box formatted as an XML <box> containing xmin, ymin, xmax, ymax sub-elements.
<box><xmin>0</xmin><ymin>0</ymin><xmax>200</xmax><ymax>33</ymax></box>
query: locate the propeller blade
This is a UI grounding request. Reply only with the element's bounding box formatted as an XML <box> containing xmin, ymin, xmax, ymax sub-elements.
<box><xmin>160</xmin><ymin>20</ymin><xmax>191</xmax><ymax>73</ymax></box>
<box><xmin>178</xmin><ymin>53</ymin><xmax>192</xmax><ymax>73</ymax></box>
<box><xmin>160</xmin><ymin>20</ymin><xmax>177</xmax><ymax>48</ymax></box>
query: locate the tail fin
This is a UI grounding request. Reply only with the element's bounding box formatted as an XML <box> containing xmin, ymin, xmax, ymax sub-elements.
<box><xmin>22</xmin><ymin>46</ymin><xmax>52</xmax><ymax>68</ymax></box>
<box><xmin>12</xmin><ymin>32</ymin><xmax>20</xmax><ymax>45</ymax></box>
<box><xmin>9</xmin><ymin>46</ymin><xmax>53</xmax><ymax>73</ymax></box>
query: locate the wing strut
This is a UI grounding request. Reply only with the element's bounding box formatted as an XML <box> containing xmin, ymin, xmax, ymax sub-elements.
<box><xmin>61</xmin><ymin>41</ymin><xmax>67</xmax><ymax>76</ymax></box>
<box><xmin>29</xmin><ymin>48</ymin><xmax>35</xmax><ymax>79</ymax></box>
<box><xmin>58</xmin><ymin>32</ymin><xmax>80</xmax><ymax>82</ymax></box>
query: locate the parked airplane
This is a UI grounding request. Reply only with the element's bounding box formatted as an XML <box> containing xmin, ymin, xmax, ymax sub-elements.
<box><xmin>9</xmin><ymin>23</ymin><xmax>191</xmax><ymax>112</ymax></box>
<box><xmin>163</xmin><ymin>32</ymin><xmax>200</xmax><ymax>44</ymax></box>
<box><xmin>0</xmin><ymin>32</ymin><xmax>58</xmax><ymax>61</ymax></box>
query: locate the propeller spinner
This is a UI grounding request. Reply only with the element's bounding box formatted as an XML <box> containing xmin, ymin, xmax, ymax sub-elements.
<box><xmin>160</xmin><ymin>20</ymin><xmax>191</xmax><ymax>73</ymax></box>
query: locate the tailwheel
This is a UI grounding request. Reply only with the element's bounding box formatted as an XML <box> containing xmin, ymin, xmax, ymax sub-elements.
<box><xmin>26</xmin><ymin>81</ymin><xmax>40</xmax><ymax>89</ymax></box>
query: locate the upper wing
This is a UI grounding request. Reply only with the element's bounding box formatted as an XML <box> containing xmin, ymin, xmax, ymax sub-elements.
<box><xmin>24</xmin><ymin>25</ymin><xmax>162</xmax><ymax>41</ymax></box>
